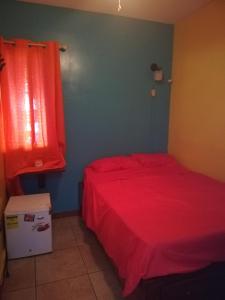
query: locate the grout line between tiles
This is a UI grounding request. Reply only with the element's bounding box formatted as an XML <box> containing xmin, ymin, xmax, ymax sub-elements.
<box><xmin>77</xmin><ymin>243</ymin><xmax>89</xmax><ymax>274</ymax></box>
<box><xmin>39</xmin><ymin>246</ymin><xmax>78</xmax><ymax>256</ymax></box>
<box><xmin>71</xmin><ymin>229</ymin><xmax>79</xmax><ymax>245</ymax></box>
<box><xmin>53</xmin><ymin>244</ymin><xmax>78</xmax><ymax>251</ymax></box>
<box><xmin>77</xmin><ymin>241</ymin><xmax>98</xmax><ymax>299</ymax></box>
<box><xmin>34</xmin><ymin>257</ymin><xmax>37</xmax><ymax>300</ymax></box>
<box><xmin>87</xmin><ymin>273</ymin><xmax>98</xmax><ymax>300</ymax></box>
<box><xmin>42</xmin><ymin>216</ymin><xmax>99</xmax><ymax>297</ymax></box>
<box><xmin>77</xmin><ymin>244</ymin><xmax>101</xmax><ymax>275</ymax></box>
<box><xmin>2</xmin><ymin>286</ymin><xmax>35</xmax><ymax>295</ymax></box>
<box><xmin>36</xmin><ymin>271</ymin><xmax>88</xmax><ymax>287</ymax></box>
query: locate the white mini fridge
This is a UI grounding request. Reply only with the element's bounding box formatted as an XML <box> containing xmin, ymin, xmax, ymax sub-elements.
<box><xmin>5</xmin><ymin>193</ymin><xmax>52</xmax><ymax>259</ymax></box>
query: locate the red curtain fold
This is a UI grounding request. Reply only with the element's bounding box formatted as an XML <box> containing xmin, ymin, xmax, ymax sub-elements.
<box><xmin>0</xmin><ymin>37</ymin><xmax>66</xmax><ymax>195</ymax></box>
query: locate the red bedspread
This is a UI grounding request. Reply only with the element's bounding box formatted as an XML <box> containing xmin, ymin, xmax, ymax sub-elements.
<box><xmin>82</xmin><ymin>161</ymin><xmax>225</xmax><ymax>296</ymax></box>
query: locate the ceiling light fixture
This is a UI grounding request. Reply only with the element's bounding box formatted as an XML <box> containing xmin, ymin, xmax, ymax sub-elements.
<box><xmin>118</xmin><ymin>0</ymin><xmax>122</xmax><ymax>12</ymax></box>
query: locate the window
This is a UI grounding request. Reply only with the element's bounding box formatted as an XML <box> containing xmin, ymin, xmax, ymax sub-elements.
<box><xmin>0</xmin><ymin>38</ymin><xmax>66</xmax><ymax>194</ymax></box>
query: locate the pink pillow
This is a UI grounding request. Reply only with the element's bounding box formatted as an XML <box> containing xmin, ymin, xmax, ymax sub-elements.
<box><xmin>131</xmin><ymin>153</ymin><xmax>176</xmax><ymax>167</ymax></box>
<box><xmin>89</xmin><ymin>156</ymin><xmax>141</xmax><ymax>172</ymax></box>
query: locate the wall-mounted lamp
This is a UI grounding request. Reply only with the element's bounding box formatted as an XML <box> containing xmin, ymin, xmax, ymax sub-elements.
<box><xmin>150</xmin><ymin>63</ymin><xmax>163</xmax><ymax>82</ymax></box>
<box><xmin>149</xmin><ymin>63</ymin><xmax>172</xmax><ymax>97</ymax></box>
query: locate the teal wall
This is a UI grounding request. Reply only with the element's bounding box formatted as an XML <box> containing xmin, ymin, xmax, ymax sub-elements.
<box><xmin>0</xmin><ymin>0</ymin><xmax>173</xmax><ymax>213</ymax></box>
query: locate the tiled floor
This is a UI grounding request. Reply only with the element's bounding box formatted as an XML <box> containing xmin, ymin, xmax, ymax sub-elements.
<box><xmin>2</xmin><ymin>216</ymin><xmax>124</xmax><ymax>300</ymax></box>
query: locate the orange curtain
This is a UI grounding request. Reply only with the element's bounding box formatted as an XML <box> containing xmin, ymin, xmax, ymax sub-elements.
<box><xmin>0</xmin><ymin>37</ymin><xmax>66</xmax><ymax>194</ymax></box>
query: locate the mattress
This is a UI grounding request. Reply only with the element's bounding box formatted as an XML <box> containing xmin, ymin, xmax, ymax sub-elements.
<box><xmin>82</xmin><ymin>157</ymin><xmax>225</xmax><ymax>296</ymax></box>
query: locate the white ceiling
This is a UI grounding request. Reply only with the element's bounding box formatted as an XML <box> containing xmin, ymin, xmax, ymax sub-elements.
<box><xmin>19</xmin><ymin>0</ymin><xmax>212</xmax><ymax>24</ymax></box>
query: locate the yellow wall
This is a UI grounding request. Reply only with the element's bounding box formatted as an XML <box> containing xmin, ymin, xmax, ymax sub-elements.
<box><xmin>169</xmin><ymin>0</ymin><xmax>225</xmax><ymax>182</ymax></box>
<box><xmin>0</xmin><ymin>101</ymin><xmax>6</xmax><ymax>284</ymax></box>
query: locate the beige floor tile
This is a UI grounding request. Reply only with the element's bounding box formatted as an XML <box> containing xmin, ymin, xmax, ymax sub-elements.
<box><xmin>52</xmin><ymin>217</ymin><xmax>71</xmax><ymax>231</ymax></box>
<box><xmin>89</xmin><ymin>270</ymin><xmax>123</xmax><ymax>300</ymax></box>
<box><xmin>3</xmin><ymin>257</ymin><xmax>35</xmax><ymax>292</ymax></box>
<box><xmin>79</xmin><ymin>242</ymin><xmax>113</xmax><ymax>273</ymax></box>
<box><xmin>68</xmin><ymin>275</ymin><xmax>96</xmax><ymax>300</ymax></box>
<box><xmin>2</xmin><ymin>287</ymin><xmax>35</xmax><ymax>300</ymax></box>
<box><xmin>37</xmin><ymin>275</ymin><xmax>96</xmax><ymax>300</ymax></box>
<box><xmin>71</xmin><ymin>220</ymin><xmax>98</xmax><ymax>245</ymax></box>
<box><xmin>53</xmin><ymin>219</ymin><xmax>76</xmax><ymax>250</ymax></box>
<box><xmin>53</xmin><ymin>230</ymin><xmax>77</xmax><ymax>250</ymax></box>
<box><xmin>36</xmin><ymin>247</ymin><xmax>87</xmax><ymax>285</ymax></box>
<box><xmin>67</xmin><ymin>216</ymin><xmax>82</xmax><ymax>226</ymax></box>
<box><xmin>53</xmin><ymin>217</ymin><xmax>77</xmax><ymax>246</ymax></box>
<box><xmin>37</xmin><ymin>279</ymin><xmax>70</xmax><ymax>300</ymax></box>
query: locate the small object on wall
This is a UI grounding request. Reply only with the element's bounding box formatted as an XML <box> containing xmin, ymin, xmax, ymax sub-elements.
<box><xmin>150</xmin><ymin>88</ymin><xmax>157</xmax><ymax>97</ymax></box>
<box><xmin>59</xmin><ymin>44</ymin><xmax>68</xmax><ymax>52</ymax></box>
<box><xmin>118</xmin><ymin>0</ymin><xmax>122</xmax><ymax>11</ymax></box>
<box><xmin>154</xmin><ymin>69</ymin><xmax>163</xmax><ymax>81</ymax></box>
<box><xmin>150</xmin><ymin>63</ymin><xmax>164</xmax><ymax>82</ymax></box>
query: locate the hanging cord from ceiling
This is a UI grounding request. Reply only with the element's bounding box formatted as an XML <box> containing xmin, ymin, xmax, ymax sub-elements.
<box><xmin>118</xmin><ymin>0</ymin><xmax>122</xmax><ymax>12</ymax></box>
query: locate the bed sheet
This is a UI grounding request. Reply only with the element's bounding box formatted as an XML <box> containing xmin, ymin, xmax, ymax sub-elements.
<box><xmin>82</xmin><ymin>164</ymin><xmax>225</xmax><ymax>296</ymax></box>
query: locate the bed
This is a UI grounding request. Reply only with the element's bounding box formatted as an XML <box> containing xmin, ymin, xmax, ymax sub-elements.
<box><xmin>82</xmin><ymin>154</ymin><xmax>225</xmax><ymax>299</ymax></box>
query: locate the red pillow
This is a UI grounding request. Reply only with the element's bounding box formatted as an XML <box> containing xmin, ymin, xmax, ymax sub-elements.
<box><xmin>89</xmin><ymin>156</ymin><xmax>141</xmax><ymax>172</ymax></box>
<box><xmin>131</xmin><ymin>153</ymin><xmax>176</xmax><ymax>167</ymax></box>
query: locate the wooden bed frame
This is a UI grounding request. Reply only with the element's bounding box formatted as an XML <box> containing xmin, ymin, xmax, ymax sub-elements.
<box><xmin>126</xmin><ymin>262</ymin><xmax>225</xmax><ymax>300</ymax></box>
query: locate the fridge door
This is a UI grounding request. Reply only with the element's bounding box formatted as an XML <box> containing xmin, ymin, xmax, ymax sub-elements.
<box><xmin>5</xmin><ymin>211</ymin><xmax>52</xmax><ymax>259</ymax></box>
